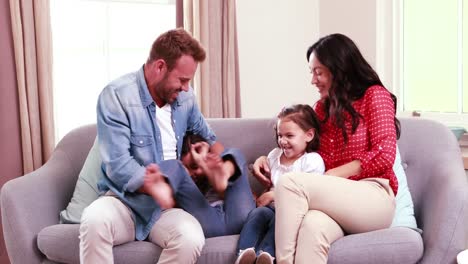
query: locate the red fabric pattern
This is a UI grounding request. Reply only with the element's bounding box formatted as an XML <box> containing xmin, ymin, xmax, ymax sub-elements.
<box><xmin>315</xmin><ymin>85</ymin><xmax>398</xmax><ymax>195</ymax></box>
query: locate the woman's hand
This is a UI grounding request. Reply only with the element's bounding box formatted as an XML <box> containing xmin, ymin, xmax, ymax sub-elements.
<box><xmin>256</xmin><ymin>190</ymin><xmax>274</xmax><ymax>207</ymax></box>
<box><xmin>253</xmin><ymin>156</ymin><xmax>272</xmax><ymax>188</ymax></box>
<box><xmin>325</xmin><ymin>160</ymin><xmax>362</xmax><ymax>178</ymax></box>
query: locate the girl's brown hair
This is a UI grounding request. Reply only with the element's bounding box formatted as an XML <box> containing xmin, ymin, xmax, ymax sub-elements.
<box><xmin>276</xmin><ymin>104</ymin><xmax>321</xmax><ymax>152</ymax></box>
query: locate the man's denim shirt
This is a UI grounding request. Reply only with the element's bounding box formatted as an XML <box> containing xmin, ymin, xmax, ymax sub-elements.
<box><xmin>96</xmin><ymin>66</ymin><xmax>216</xmax><ymax>240</ymax></box>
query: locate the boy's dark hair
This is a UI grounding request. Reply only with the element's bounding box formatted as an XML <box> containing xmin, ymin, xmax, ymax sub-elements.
<box><xmin>275</xmin><ymin>104</ymin><xmax>321</xmax><ymax>152</ymax></box>
<box><xmin>181</xmin><ymin>132</ymin><xmax>207</xmax><ymax>157</ymax></box>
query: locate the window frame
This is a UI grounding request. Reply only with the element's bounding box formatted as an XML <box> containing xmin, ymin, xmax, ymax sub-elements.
<box><xmin>378</xmin><ymin>0</ymin><xmax>468</xmax><ymax>128</ymax></box>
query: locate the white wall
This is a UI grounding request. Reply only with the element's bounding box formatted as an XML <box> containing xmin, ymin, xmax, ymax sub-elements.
<box><xmin>236</xmin><ymin>0</ymin><xmax>320</xmax><ymax>118</ymax></box>
<box><xmin>319</xmin><ymin>0</ymin><xmax>377</xmax><ymax>67</ymax></box>
<box><xmin>237</xmin><ymin>0</ymin><xmax>388</xmax><ymax>118</ymax></box>
<box><xmin>318</xmin><ymin>0</ymin><xmax>394</xmax><ymax>92</ymax></box>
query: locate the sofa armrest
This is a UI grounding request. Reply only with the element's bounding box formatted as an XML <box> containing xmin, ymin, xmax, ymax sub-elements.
<box><xmin>1</xmin><ymin>124</ymin><xmax>96</xmax><ymax>264</ymax></box>
<box><xmin>399</xmin><ymin>118</ymin><xmax>468</xmax><ymax>264</ymax></box>
<box><xmin>418</xmin><ymin>153</ymin><xmax>468</xmax><ymax>264</ymax></box>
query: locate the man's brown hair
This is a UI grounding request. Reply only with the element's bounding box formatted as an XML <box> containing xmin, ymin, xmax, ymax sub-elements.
<box><xmin>148</xmin><ymin>28</ymin><xmax>206</xmax><ymax>71</ymax></box>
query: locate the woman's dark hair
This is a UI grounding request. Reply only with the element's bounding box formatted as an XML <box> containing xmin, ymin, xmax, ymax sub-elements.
<box><xmin>306</xmin><ymin>33</ymin><xmax>401</xmax><ymax>141</ymax></box>
<box><xmin>181</xmin><ymin>132</ymin><xmax>207</xmax><ymax>157</ymax></box>
<box><xmin>275</xmin><ymin>104</ymin><xmax>321</xmax><ymax>152</ymax></box>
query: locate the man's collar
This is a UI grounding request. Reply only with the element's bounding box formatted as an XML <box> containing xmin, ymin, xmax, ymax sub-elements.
<box><xmin>137</xmin><ymin>66</ymin><xmax>154</xmax><ymax>107</ymax></box>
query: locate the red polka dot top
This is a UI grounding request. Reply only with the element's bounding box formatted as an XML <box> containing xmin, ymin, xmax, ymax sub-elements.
<box><xmin>315</xmin><ymin>85</ymin><xmax>399</xmax><ymax>195</ymax></box>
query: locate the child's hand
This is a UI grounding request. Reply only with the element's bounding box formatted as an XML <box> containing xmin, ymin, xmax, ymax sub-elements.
<box><xmin>190</xmin><ymin>141</ymin><xmax>210</xmax><ymax>165</ymax></box>
<box><xmin>253</xmin><ymin>156</ymin><xmax>272</xmax><ymax>188</ymax></box>
<box><xmin>256</xmin><ymin>190</ymin><xmax>274</xmax><ymax>207</ymax></box>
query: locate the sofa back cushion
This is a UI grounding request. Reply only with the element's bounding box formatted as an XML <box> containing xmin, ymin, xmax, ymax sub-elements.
<box><xmin>59</xmin><ymin>137</ymin><xmax>103</xmax><ymax>224</ymax></box>
<box><xmin>207</xmin><ymin>118</ymin><xmax>277</xmax><ymax>193</ymax></box>
<box><xmin>59</xmin><ymin>118</ymin><xmax>277</xmax><ymax>223</ymax></box>
<box><xmin>208</xmin><ymin>117</ymin><xmax>421</xmax><ymax>231</ymax></box>
<box><xmin>391</xmin><ymin>146</ymin><xmax>419</xmax><ymax>231</ymax></box>
<box><xmin>59</xmin><ymin>117</ymin><xmax>443</xmax><ymax>229</ymax></box>
<box><xmin>207</xmin><ymin>118</ymin><xmax>277</xmax><ymax>164</ymax></box>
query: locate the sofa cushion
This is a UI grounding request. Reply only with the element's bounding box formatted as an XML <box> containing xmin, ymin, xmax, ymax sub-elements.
<box><xmin>328</xmin><ymin>227</ymin><xmax>423</xmax><ymax>264</ymax></box>
<box><xmin>390</xmin><ymin>146</ymin><xmax>420</xmax><ymax>232</ymax></box>
<box><xmin>38</xmin><ymin>224</ymin><xmax>162</xmax><ymax>264</ymax></box>
<box><xmin>57</xmin><ymin>128</ymin><xmax>272</xmax><ymax>225</ymax></box>
<box><xmin>37</xmin><ymin>224</ymin><xmax>80</xmax><ymax>263</ymax></box>
<box><xmin>37</xmin><ymin>224</ymin><xmax>422</xmax><ymax>264</ymax></box>
<box><xmin>37</xmin><ymin>224</ymin><xmax>239</xmax><ymax>264</ymax></box>
<box><xmin>59</xmin><ymin>137</ymin><xmax>103</xmax><ymax>224</ymax></box>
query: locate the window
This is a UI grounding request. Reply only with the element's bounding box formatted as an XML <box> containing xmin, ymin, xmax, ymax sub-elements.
<box><xmin>51</xmin><ymin>0</ymin><xmax>176</xmax><ymax>142</ymax></box>
<box><xmin>395</xmin><ymin>0</ymin><xmax>468</xmax><ymax>127</ymax></box>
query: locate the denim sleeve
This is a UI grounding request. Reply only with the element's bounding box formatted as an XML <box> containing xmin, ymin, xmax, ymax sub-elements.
<box><xmin>186</xmin><ymin>96</ymin><xmax>217</xmax><ymax>145</ymax></box>
<box><xmin>221</xmin><ymin>148</ymin><xmax>247</xmax><ymax>178</ymax></box>
<box><xmin>96</xmin><ymin>87</ymin><xmax>145</xmax><ymax>193</ymax></box>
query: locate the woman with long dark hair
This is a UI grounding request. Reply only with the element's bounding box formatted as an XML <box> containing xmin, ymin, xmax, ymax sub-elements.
<box><xmin>253</xmin><ymin>33</ymin><xmax>400</xmax><ymax>263</ymax></box>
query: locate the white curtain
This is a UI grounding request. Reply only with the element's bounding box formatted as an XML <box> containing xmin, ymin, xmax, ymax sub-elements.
<box><xmin>9</xmin><ymin>0</ymin><xmax>55</xmax><ymax>173</ymax></box>
<box><xmin>183</xmin><ymin>0</ymin><xmax>241</xmax><ymax>118</ymax></box>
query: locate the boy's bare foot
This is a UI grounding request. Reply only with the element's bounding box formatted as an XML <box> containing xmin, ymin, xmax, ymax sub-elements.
<box><xmin>202</xmin><ymin>153</ymin><xmax>233</xmax><ymax>195</ymax></box>
<box><xmin>143</xmin><ymin>164</ymin><xmax>175</xmax><ymax>209</ymax></box>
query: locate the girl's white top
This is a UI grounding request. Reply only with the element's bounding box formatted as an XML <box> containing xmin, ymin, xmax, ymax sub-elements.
<box><xmin>267</xmin><ymin>147</ymin><xmax>325</xmax><ymax>186</ymax></box>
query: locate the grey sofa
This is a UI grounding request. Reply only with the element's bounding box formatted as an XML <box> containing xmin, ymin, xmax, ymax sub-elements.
<box><xmin>1</xmin><ymin>117</ymin><xmax>468</xmax><ymax>264</ymax></box>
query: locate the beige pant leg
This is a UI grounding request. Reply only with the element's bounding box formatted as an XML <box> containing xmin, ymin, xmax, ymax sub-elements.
<box><xmin>275</xmin><ymin>173</ymin><xmax>395</xmax><ymax>264</ymax></box>
<box><xmin>295</xmin><ymin>210</ymin><xmax>344</xmax><ymax>264</ymax></box>
<box><xmin>148</xmin><ymin>208</ymin><xmax>205</xmax><ymax>264</ymax></box>
<box><xmin>79</xmin><ymin>196</ymin><xmax>135</xmax><ymax>264</ymax></box>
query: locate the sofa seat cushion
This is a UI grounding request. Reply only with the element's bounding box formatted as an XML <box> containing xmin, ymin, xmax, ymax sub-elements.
<box><xmin>328</xmin><ymin>227</ymin><xmax>423</xmax><ymax>264</ymax></box>
<box><xmin>37</xmin><ymin>224</ymin><xmax>240</xmax><ymax>264</ymax></box>
<box><xmin>38</xmin><ymin>224</ymin><xmax>422</xmax><ymax>264</ymax></box>
<box><xmin>37</xmin><ymin>224</ymin><xmax>162</xmax><ymax>264</ymax></box>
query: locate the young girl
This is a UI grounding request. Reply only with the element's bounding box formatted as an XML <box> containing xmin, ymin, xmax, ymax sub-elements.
<box><xmin>235</xmin><ymin>104</ymin><xmax>325</xmax><ymax>264</ymax></box>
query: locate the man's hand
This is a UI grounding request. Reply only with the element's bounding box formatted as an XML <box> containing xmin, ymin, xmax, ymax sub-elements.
<box><xmin>252</xmin><ymin>156</ymin><xmax>272</xmax><ymax>188</ymax></box>
<box><xmin>256</xmin><ymin>190</ymin><xmax>274</xmax><ymax>207</ymax></box>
